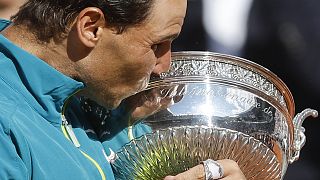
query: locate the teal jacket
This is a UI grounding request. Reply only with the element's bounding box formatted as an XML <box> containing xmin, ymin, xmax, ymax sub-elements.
<box><xmin>80</xmin><ymin>99</ymin><xmax>151</xmax><ymax>155</ymax></box>
<box><xmin>0</xmin><ymin>19</ymin><xmax>114</xmax><ymax>180</ymax></box>
<box><xmin>0</xmin><ymin>19</ymin><xmax>150</xmax><ymax>180</ymax></box>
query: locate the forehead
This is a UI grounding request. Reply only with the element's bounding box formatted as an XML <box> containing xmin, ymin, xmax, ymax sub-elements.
<box><xmin>149</xmin><ymin>0</ymin><xmax>187</xmax><ymax>20</ymax></box>
<box><xmin>143</xmin><ymin>0</ymin><xmax>187</xmax><ymax>40</ymax></box>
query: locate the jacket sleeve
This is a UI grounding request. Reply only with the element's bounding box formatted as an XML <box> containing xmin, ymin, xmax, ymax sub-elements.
<box><xmin>0</xmin><ymin>126</ymin><xmax>29</xmax><ymax>180</ymax></box>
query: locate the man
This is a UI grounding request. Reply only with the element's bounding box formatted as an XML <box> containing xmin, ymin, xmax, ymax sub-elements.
<box><xmin>0</xmin><ymin>0</ymin><xmax>245</xmax><ymax>179</ymax></box>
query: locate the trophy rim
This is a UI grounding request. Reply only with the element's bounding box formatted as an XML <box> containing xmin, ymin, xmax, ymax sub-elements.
<box><xmin>172</xmin><ymin>51</ymin><xmax>295</xmax><ymax>117</ymax></box>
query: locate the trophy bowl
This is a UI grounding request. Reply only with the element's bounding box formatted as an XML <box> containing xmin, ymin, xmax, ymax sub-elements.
<box><xmin>112</xmin><ymin>51</ymin><xmax>318</xmax><ymax>180</ymax></box>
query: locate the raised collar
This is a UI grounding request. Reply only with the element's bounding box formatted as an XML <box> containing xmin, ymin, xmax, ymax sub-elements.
<box><xmin>0</xmin><ymin>19</ymin><xmax>84</xmax><ymax>124</ymax></box>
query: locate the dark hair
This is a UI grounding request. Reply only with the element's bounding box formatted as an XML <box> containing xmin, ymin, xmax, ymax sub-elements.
<box><xmin>12</xmin><ymin>0</ymin><xmax>154</xmax><ymax>42</ymax></box>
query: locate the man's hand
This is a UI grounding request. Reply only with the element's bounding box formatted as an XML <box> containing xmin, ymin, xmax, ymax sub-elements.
<box><xmin>121</xmin><ymin>84</ymin><xmax>185</xmax><ymax>123</ymax></box>
<box><xmin>164</xmin><ymin>159</ymin><xmax>246</xmax><ymax>180</ymax></box>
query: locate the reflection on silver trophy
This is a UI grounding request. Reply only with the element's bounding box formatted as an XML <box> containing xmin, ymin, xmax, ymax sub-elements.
<box><xmin>112</xmin><ymin>51</ymin><xmax>318</xmax><ymax>180</ymax></box>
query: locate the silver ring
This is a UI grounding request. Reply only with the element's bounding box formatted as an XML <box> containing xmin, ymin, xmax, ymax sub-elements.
<box><xmin>202</xmin><ymin>159</ymin><xmax>224</xmax><ymax>180</ymax></box>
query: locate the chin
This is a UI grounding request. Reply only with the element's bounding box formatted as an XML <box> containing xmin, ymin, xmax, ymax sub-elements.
<box><xmin>110</xmin><ymin>99</ymin><xmax>123</xmax><ymax>110</ymax></box>
<box><xmin>88</xmin><ymin>96</ymin><xmax>118</xmax><ymax>110</ymax></box>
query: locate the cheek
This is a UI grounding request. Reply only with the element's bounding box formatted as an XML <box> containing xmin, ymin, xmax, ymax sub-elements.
<box><xmin>129</xmin><ymin>52</ymin><xmax>157</xmax><ymax>78</ymax></box>
<box><xmin>139</xmin><ymin>54</ymin><xmax>157</xmax><ymax>78</ymax></box>
<box><xmin>143</xmin><ymin>50</ymin><xmax>158</xmax><ymax>68</ymax></box>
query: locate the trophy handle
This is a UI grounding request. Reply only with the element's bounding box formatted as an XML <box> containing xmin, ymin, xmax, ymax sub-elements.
<box><xmin>289</xmin><ymin>108</ymin><xmax>318</xmax><ymax>163</ymax></box>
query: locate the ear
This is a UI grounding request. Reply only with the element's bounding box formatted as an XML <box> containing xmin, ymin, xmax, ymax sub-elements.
<box><xmin>76</xmin><ymin>7</ymin><xmax>105</xmax><ymax>48</ymax></box>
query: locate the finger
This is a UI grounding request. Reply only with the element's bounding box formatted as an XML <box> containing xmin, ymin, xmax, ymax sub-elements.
<box><xmin>216</xmin><ymin>159</ymin><xmax>239</xmax><ymax>177</ymax></box>
<box><xmin>216</xmin><ymin>159</ymin><xmax>246</xmax><ymax>180</ymax></box>
<box><xmin>173</xmin><ymin>164</ymin><xmax>205</xmax><ymax>180</ymax></box>
<box><xmin>160</xmin><ymin>96</ymin><xmax>174</xmax><ymax>107</ymax></box>
<box><xmin>163</xmin><ymin>176</ymin><xmax>175</xmax><ymax>180</ymax></box>
<box><xmin>220</xmin><ymin>175</ymin><xmax>247</xmax><ymax>180</ymax></box>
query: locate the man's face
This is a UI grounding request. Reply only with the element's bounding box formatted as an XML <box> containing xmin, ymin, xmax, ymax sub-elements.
<box><xmin>80</xmin><ymin>0</ymin><xmax>187</xmax><ymax>109</ymax></box>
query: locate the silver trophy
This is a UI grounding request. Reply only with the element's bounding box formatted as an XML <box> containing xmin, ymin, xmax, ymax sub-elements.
<box><xmin>112</xmin><ymin>51</ymin><xmax>318</xmax><ymax>180</ymax></box>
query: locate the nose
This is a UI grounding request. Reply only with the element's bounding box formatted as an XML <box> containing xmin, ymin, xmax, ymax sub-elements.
<box><xmin>152</xmin><ymin>41</ymin><xmax>172</xmax><ymax>76</ymax></box>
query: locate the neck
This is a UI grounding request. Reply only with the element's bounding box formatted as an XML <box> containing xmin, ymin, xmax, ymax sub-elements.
<box><xmin>1</xmin><ymin>24</ymin><xmax>79</xmax><ymax>79</ymax></box>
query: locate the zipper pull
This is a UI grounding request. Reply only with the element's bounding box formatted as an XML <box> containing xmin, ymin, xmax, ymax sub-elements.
<box><xmin>103</xmin><ymin>148</ymin><xmax>117</xmax><ymax>164</ymax></box>
<box><xmin>62</xmin><ymin>115</ymin><xmax>81</xmax><ymax>148</ymax></box>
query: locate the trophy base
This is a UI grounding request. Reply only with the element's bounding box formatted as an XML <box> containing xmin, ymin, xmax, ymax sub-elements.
<box><xmin>113</xmin><ymin>126</ymin><xmax>282</xmax><ymax>180</ymax></box>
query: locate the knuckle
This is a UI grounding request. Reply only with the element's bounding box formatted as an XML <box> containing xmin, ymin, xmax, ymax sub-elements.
<box><xmin>225</xmin><ymin>159</ymin><xmax>240</xmax><ymax>168</ymax></box>
<box><xmin>223</xmin><ymin>159</ymin><xmax>243</xmax><ymax>173</ymax></box>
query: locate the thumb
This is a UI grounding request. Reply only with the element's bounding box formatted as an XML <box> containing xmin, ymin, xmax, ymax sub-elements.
<box><xmin>163</xmin><ymin>176</ymin><xmax>176</xmax><ymax>180</ymax></box>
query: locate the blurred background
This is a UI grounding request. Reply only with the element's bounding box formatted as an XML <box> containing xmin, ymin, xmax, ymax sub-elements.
<box><xmin>1</xmin><ymin>0</ymin><xmax>319</xmax><ymax>179</ymax></box>
<box><xmin>173</xmin><ymin>0</ymin><xmax>320</xmax><ymax>179</ymax></box>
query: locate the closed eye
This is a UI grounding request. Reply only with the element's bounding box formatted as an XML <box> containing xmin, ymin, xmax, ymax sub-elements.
<box><xmin>151</xmin><ymin>44</ymin><xmax>159</xmax><ymax>52</ymax></box>
<box><xmin>152</xmin><ymin>41</ymin><xmax>171</xmax><ymax>58</ymax></box>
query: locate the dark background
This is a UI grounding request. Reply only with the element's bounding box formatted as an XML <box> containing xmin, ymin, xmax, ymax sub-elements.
<box><xmin>173</xmin><ymin>1</ymin><xmax>320</xmax><ymax>179</ymax></box>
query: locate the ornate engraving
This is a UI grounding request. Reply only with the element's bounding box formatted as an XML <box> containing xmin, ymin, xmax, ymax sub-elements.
<box><xmin>161</xmin><ymin>59</ymin><xmax>287</xmax><ymax>109</ymax></box>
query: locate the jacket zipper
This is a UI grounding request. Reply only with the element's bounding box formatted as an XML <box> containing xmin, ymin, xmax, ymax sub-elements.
<box><xmin>61</xmin><ymin>93</ymin><xmax>106</xmax><ymax>180</ymax></box>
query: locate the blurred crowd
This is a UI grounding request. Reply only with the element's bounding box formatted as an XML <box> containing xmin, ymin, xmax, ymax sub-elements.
<box><xmin>1</xmin><ymin>0</ymin><xmax>319</xmax><ymax>179</ymax></box>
